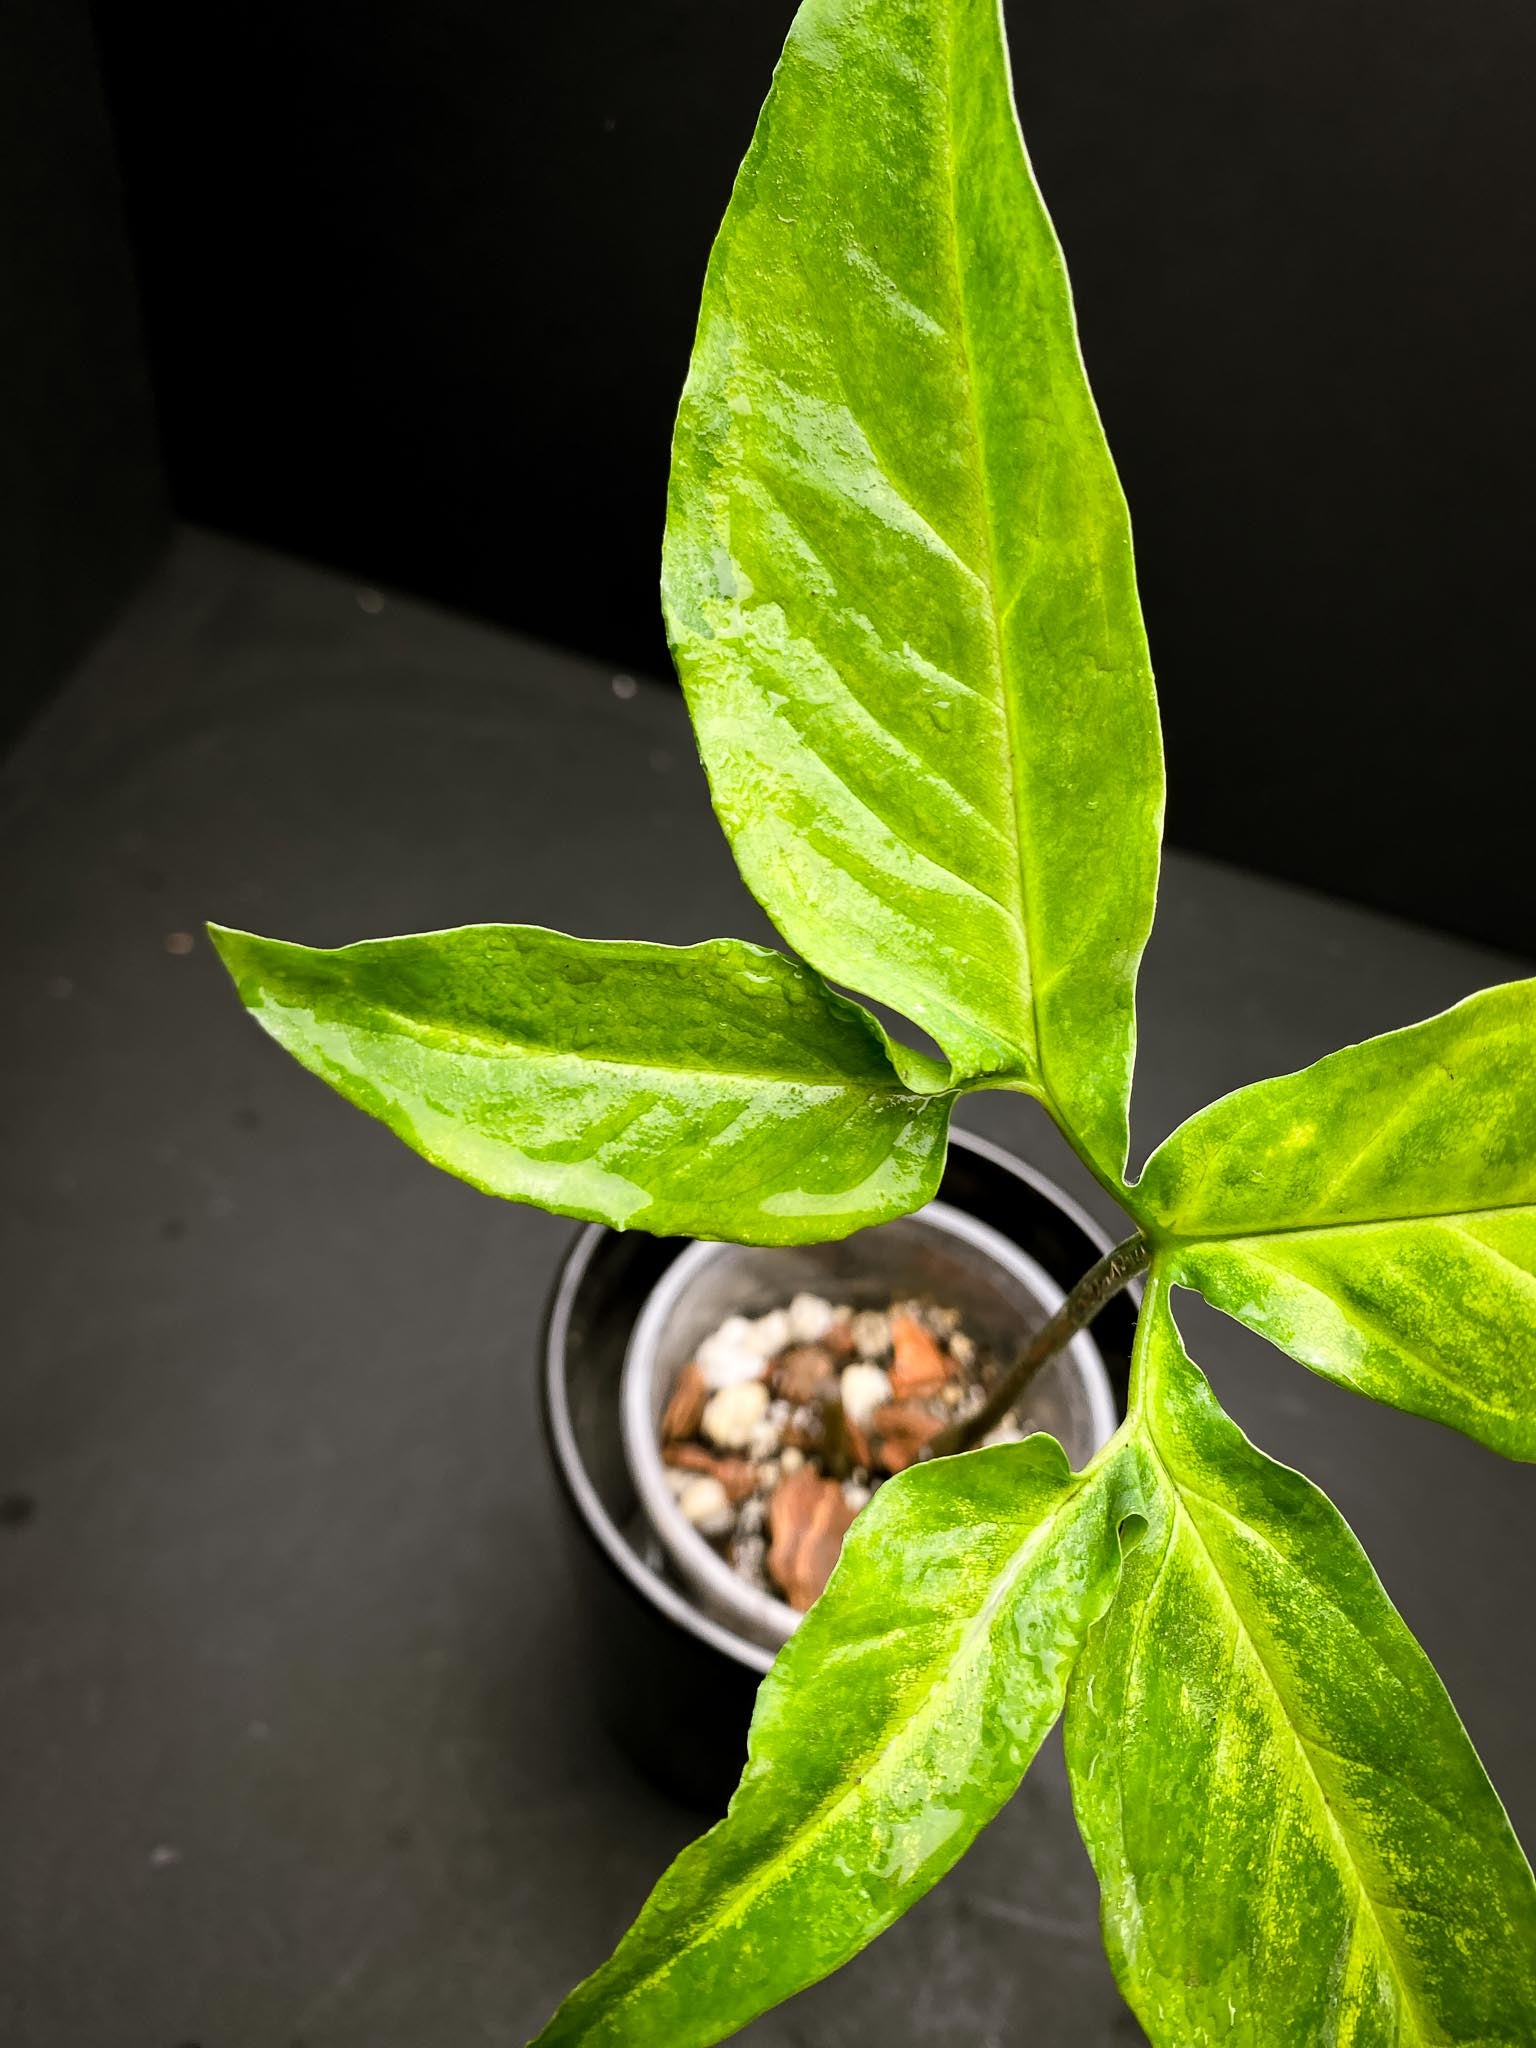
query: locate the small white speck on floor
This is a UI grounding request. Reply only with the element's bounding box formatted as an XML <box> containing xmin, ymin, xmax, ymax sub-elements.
<box><xmin>611</xmin><ymin>674</ymin><xmax>637</xmax><ymax>700</ymax></box>
<box><xmin>356</xmin><ymin>588</ymin><xmax>386</xmax><ymax>614</ymax></box>
<box><xmin>164</xmin><ymin>931</ymin><xmax>195</xmax><ymax>956</ymax></box>
<box><xmin>149</xmin><ymin>1843</ymin><xmax>181</xmax><ymax>1869</ymax></box>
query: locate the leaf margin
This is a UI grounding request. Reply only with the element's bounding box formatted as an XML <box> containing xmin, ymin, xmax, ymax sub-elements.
<box><xmin>531</xmin><ymin>1426</ymin><xmax>1149</xmax><ymax>2048</ymax></box>
<box><xmin>208</xmin><ymin>918</ymin><xmax>956</xmax><ymax>1246</ymax></box>
<box><xmin>1124</xmin><ymin>977</ymin><xmax>1536</xmax><ymax>1458</ymax></box>
<box><xmin>1065</xmin><ymin>1275</ymin><xmax>1536</xmax><ymax>2046</ymax></box>
<box><xmin>659</xmin><ymin>0</ymin><xmax>1164</xmax><ymax>1184</ymax></box>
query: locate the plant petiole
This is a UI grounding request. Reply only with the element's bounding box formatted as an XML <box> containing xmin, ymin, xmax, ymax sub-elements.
<box><xmin>927</xmin><ymin>1231</ymin><xmax>1152</xmax><ymax>1458</ymax></box>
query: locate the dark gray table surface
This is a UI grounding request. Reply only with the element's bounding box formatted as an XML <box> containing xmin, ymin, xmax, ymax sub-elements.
<box><xmin>3</xmin><ymin>531</ymin><xmax>1532</xmax><ymax>2047</ymax></box>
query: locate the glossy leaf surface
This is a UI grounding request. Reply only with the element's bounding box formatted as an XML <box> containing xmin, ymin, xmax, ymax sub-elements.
<box><xmin>662</xmin><ymin>0</ymin><xmax>1163</xmax><ymax>1176</ymax></box>
<box><xmin>1068</xmin><ymin>1282</ymin><xmax>1536</xmax><ymax>2046</ymax></box>
<box><xmin>209</xmin><ymin>923</ymin><xmax>953</xmax><ymax>1244</ymax></box>
<box><xmin>1137</xmin><ymin>980</ymin><xmax>1536</xmax><ymax>1457</ymax></box>
<box><xmin>533</xmin><ymin>1435</ymin><xmax>1145</xmax><ymax>2047</ymax></box>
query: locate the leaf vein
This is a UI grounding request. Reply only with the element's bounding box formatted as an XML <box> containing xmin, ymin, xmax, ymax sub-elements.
<box><xmin>1214</xmin><ymin>1242</ymin><xmax>1519</xmax><ymax>1423</ymax></box>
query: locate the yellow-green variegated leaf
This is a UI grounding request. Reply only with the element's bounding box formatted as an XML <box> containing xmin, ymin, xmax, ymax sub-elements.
<box><xmin>1137</xmin><ymin>980</ymin><xmax>1536</xmax><ymax>1458</ymax></box>
<box><xmin>533</xmin><ymin>1435</ymin><xmax>1146</xmax><ymax>2047</ymax></box>
<box><xmin>662</xmin><ymin>0</ymin><xmax>1163</xmax><ymax>1180</ymax></box>
<box><xmin>1067</xmin><ymin>1281</ymin><xmax>1536</xmax><ymax>2046</ymax></box>
<box><xmin>209</xmin><ymin>923</ymin><xmax>953</xmax><ymax>1245</ymax></box>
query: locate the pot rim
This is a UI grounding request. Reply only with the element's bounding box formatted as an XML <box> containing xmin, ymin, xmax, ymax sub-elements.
<box><xmin>541</xmin><ymin>1127</ymin><xmax>1132</xmax><ymax>1677</ymax></box>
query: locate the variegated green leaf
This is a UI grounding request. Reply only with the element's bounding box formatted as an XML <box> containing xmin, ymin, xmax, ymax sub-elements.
<box><xmin>1135</xmin><ymin>980</ymin><xmax>1536</xmax><ymax>1457</ymax></box>
<box><xmin>209</xmin><ymin>923</ymin><xmax>952</xmax><ymax>1244</ymax></box>
<box><xmin>532</xmin><ymin>1434</ymin><xmax>1146</xmax><ymax>2047</ymax></box>
<box><xmin>1067</xmin><ymin>1281</ymin><xmax>1536</xmax><ymax>2045</ymax></box>
<box><xmin>662</xmin><ymin>0</ymin><xmax>1163</xmax><ymax>1179</ymax></box>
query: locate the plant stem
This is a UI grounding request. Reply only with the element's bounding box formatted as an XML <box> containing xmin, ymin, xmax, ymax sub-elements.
<box><xmin>926</xmin><ymin>1231</ymin><xmax>1152</xmax><ymax>1459</ymax></box>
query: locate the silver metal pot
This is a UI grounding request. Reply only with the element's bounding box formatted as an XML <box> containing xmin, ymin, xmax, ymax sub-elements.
<box><xmin>620</xmin><ymin>1198</ymin><xmax>1118</xmax><ymax>1659</ymax></box>
<box><xmin>541</xmin><ymin>1128</ymin><xmax>1139</xmax><ymax>1806</ymax></box>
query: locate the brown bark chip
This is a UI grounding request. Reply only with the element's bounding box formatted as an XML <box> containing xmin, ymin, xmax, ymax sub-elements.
<box><xmin>842</xmin><ymin>1414</ymin><xmax>875</xmax><ymax>1474</ymax></box>
<box><xmin>887</xmin><ymin>1313</ymin><xmax>950</xmax><ymax>1399</ymax></box>
<box><xmin>663</xmin><ymin>1442</ymin><xmax>757</xmax><ymax>1503</ymax></box>
<box><xmin>768</xmin><ymin>1467</ymin><xmax>858</xmax><ymax>1611</ymax></box>
<box><xmin>661</xmin><ymin>1360</ymin><xmax>708</xmax><ymax>1441</ymax></box>
<box><xmin>872</xmin><ymin>1399</ymin><xmax>945</xmax><ymax>1473</ymax></box>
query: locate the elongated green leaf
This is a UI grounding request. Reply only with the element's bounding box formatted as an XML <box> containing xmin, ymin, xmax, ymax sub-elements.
<box><xmin>1067</xmin><ymin>1281</ymin><xmax>1536</xmax><ymax>2046</ymax></box>
<box><xmin>662</xmin><ymin>0</ymin><xmax>1163</xmax><ymax>1178</ymax></box>
<box><xmin>1136</xmin><ymin>980</ymin><xmax>1536</xmax><ymax>1457</ymax></box>
<box><xmin>533</xmin><ymin>1434</ymin><xmax>1145</xmax><ymax>2047</ymax></box>
<box><xmin>209</xmin><ymin>923</ymin><xmax>954</xmax><ymax>1244</ymax></box>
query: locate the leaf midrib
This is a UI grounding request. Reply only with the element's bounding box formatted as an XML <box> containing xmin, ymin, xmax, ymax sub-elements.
<box><xmin>1179</xmin><ymin>1238</ymin><xmax>1524</xmax><ymax>1424</ymax></box>
<box><xmin>282</xmin><ymin>994</ymin><xmax>932</xmax><ymax>1099</ymax></box>
<box><xmin>1169</xmin><ymin>1477</ymin><xmax>1501</xmax><ymax>1859</ymax></box>
<box><xmin>937</xmin><ymin>2</ymin><xmax>1039</xmax><ymax>1079</ymax></box>
<box><xmin>586</xmin><ymin>1476</ymin><xmax>1091</xmax><ymax>2029</ymax></box>
<box><xmin>1157</xmin><ymin>1196</ymin><xmax>1536</xmax><ymax>1244</ymax></box>
<box><xmin>1143</xmin><ymin>1431</ymin><xmax>1436</xmax><ymax>2045</ymax></box>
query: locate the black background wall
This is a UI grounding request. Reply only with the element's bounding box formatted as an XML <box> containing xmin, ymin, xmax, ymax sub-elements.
<box><xmin>0</xmin><ymin>0</ymin><xmax>165</xmax><ymax>745</ymax></box>
<box><xmin>80</xmin><ymin>0</ymin><xmax>1536</xmax><ymax>952</ymax></box>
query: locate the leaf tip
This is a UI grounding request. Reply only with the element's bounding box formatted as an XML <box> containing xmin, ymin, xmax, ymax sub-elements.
<box><xmin>205</xmin><ymin>922</ymin><xmax>294</xmax><ymax>1015</ymax></box>
<box><xmin>205</xmin><ymin>920</ymin><xmax>251</xmax><ymax>982</ymax></box>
